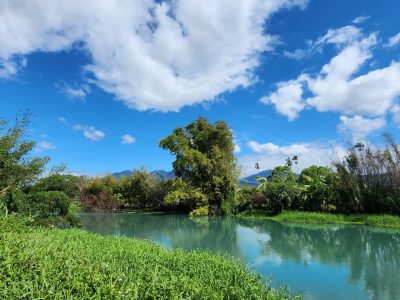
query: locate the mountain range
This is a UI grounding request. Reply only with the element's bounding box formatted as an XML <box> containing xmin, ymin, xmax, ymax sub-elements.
<box><xmin>112</xmin><ymin>169</ymin><xmax>272</xmax><ymax>186</ymax></box>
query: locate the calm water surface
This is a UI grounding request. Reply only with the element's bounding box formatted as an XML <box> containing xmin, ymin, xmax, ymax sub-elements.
<box><xmin>80</xmin><ymin>212</ymin><xmax>400</xmax><ymax>300</ymax></box>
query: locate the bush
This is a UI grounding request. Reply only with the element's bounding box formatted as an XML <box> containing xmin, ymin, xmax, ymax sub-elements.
<box><xmin>257</xmin><ymin>166</ymin><xmax>300</xmax><ymax>215</ymax></box>
<box><xmin>22</xmin><ymin>191</ymin><xmax>70</xmax><ymax>217</ymax></box>
<box><xmin>79</xmin><ymin>176</ymin><xmax>123</xmax><ymax>211</ymax></box>
<box><xmin>189</xmin><ymin>205</ymin><xmax>209</xmax><ymax>217</ymax></box>
<box><xmin>118</xmin><ymin>168</ymin><xmax>166</xmax><ymax>209</ymax></box>
<box><xmin>333</xmin><ymin>135</ymin><xmax>400</xmax><ymax>214</ymax></box>
<box><xmin>164</xmin><ymin>178</ymin><xmax>208</xmax><ymax>212</ymax></box>
<box><xmin>30</xmin><ymin>174</ymin><xmax>81</xmax><ymax>200</ymax></box>
<box><xmin>298</xmin><ymin>166</ymin><xmax>338</xmax><ymax>212</ymax></box>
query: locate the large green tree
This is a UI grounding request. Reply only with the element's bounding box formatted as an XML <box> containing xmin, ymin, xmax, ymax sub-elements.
<box><xmin>160</xmin><ymin>117</ymin><xmax>238</xmax><ymax>215</ymax></box>
<box><xmin>0</xmin><ymin>114</ymin><xmax>49</xmax><ymax>214</ymax></box>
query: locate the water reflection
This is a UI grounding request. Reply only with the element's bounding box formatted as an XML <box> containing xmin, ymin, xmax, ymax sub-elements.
<box><xmin>81</xmin><ymin>212</ymin><xmax>400</xmax><ymax>300</ymax></box>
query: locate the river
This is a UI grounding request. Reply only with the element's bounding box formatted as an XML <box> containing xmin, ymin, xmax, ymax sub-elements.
<box><xmin>80</xmin><ymin>212</ymin><xmax>400</xmax><ymax>300</ymax></box>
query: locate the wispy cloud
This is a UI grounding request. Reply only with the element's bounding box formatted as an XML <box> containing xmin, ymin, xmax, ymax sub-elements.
<box><xmin>352</xmin><ymin>16</ymin><xmax>370</xmax><ymax>24</ymax></box>
<box><xmin>121</xmin><ymin>134</ymin><xmax>136</xmax><ymax>145</ymax></box>
<box><xmin>55</xmin><ymin>81</ymin><xmax>90</xmax><ymax>101</ymax></box>
<box><xmin>73</xmin><ymin>124</ymin><xmax>105</xmax><ymax>141</ymax></box>
<box><xmin>385</xmin><ymin>32</ymin><xmax>400</xmax><ymax>48</ymax></box>
<box><xmin>36</xmin><ymin>141</ymin><xmax>57</xmax><ymax>153</ymax></box>
<box><xmin>59</xmin><ymin>117</ymin><xmax>105</xmax><ymax>142</ymax></box>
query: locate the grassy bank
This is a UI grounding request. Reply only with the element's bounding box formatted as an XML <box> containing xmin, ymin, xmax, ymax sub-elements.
<box><xmin>238</xmin><ymin>210</ymin><xmax>400</xmax><ymax>228</ymax></box>
<box><xmin>0</xmin><ymin>217</ymin><xmax>295</xmax><ymax>300</ymax></box>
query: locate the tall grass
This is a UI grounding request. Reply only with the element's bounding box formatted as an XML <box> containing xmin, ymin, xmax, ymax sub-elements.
<box><xmin>0</xmin><ymin>217</ymin><xmax>296</xmax><ymax>299</ymax></box>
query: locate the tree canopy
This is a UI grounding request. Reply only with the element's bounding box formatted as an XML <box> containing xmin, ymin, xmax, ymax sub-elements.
<box><xmin>160</xmin><ymin>117</ymin><xmax>238</xmax><ymax>215</ymax></box>
<box><xmin>0</xmin><ymin>114</ymin><xmax>49</xmax><ymax>197</ymax></box>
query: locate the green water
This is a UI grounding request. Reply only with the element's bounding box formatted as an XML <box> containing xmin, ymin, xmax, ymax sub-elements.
<box><xmin>80</xmin><ymin>212</ymin><xmax>400</xmax><ymax>300</ymax></box>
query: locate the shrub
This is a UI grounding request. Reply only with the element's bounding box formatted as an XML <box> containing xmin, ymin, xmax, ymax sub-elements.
<box><xmin>79</xmin><ymin>176</ymin><xmax>123</xmax><ymax>211</ymax></box>
<box><xmin>164</xmin><ymin>178</ymin><xmax>208</xmax><ymax>212</ymax></box>
<box><xmin>257</xmin><ymin>166</ymin><xmax>300</xmax><ymax>215</ymax></box>
<box><xmin>30</xmin><ymin>174</ymin><xmax>81</xmax><ymax>200</ymax></box>
<box><xmin>189</xmin><ymin>205</ymin><xmax>209</xmax><ymax>217</ymax></box>
<box><xmin>298</xmin><ymin>166</ymin><xmax>338</xmax><ymax>212</ymax></box>
<box><xmin>333</xmin><ymin>135</ymin><xmax>400</xmax><ymax>214</ymax></box>
<box><xmin>118</xmin><ymin>168</ymin><xmax>166</xmax><ymax>209</ymax></box>
<box><xmin>23</xmin><ymin>191</ymin><xmax>70</xmax><ymax>217</ymax></box>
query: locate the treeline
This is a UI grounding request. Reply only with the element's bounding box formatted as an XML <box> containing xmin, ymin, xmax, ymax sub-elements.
<box><xmin>1</xmin><ymin>114</ymin><xmax>399</xmax><ymax>222</ymax></box>
<box><xmin>238</xmin><ymin>136</ymin><xmax>400</xmax><ymax>216</ymax></box>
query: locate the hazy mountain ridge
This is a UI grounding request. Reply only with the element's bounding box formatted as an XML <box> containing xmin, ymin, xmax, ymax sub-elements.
<box><xmin>112</xmin><ymin>169</ymin><xmax>272</xmax><ymax>186</ymax></box>
<box><xmin>112</xmin><ymin>170</ymin><xmax>175</xmax><ymax>180</ymax></box>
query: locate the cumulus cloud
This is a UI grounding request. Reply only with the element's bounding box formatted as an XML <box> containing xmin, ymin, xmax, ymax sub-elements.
<box><xmin>337</xmin><ymin>115</ymin><xmax>385</xmax><ymax>142</ymax></box>
<box><xmin>241</xmin><ymin>140</ymin><xmax>345</xmax><ymax>176</ymax></box>
<box><xmin>73</xmin><ymin>124</ymin><xmax>105</xmax><ymax>141</ymax></box>
<box><xmin>262</xmin><ymin>24</ymin><xmax>400</xmax><ymax>138</ymax></box>
<box><xmin>121</xmin><ymin>134</ymin><xmax>136</xmax><ymax>145</ymax></box>
<box><xmin>385</xmin><ymin>33</ymin><xmax>400</xmax><ymax>48</ymax></box>
<box><xmin>36</xmin><ymin>141</ymin><xmax>56</xmax><ymax>152</ymax></box>
<box><xmin>0</xmin><ymin>0</ymin><xmax>308</xmax><ymax>111</ymax></box>
<box><xmin>56</xmin><ymin>81</ymin><xmax>90</xmax><ymax>101</ymax></box>
<box><xmin>260</xmin><ymin>77</ymin><xmax>306</xmax><ymax>121</ymax></box>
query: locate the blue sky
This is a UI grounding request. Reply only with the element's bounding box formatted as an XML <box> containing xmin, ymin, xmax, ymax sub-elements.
<box><xmin>1</xmin><ymin>0</ymin><xmax>400</xmax><ymax>176</ymax></box>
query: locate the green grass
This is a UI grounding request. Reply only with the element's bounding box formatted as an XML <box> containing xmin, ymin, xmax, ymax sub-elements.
<box><xmin>238</xmin><ymin>210</ymin><xmax>400</xmax><ymax>228</ymax></box>
<box><xmin>0</xmin><ymin>217</ymin><xmax>295</xmax><ymax>300</ymax></box>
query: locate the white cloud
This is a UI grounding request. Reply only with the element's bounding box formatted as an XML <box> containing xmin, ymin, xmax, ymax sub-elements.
<box><xmin>352</xmin><ymin>16</ymin><xmax>370</xmax><ymax>24</ymax></box>
<box><xmin>337</xmin><ymin>115</ymin><xmax>385</xmax><ymax>142</ymax></box>
<box><xmin>241</xmin><ymin>140</ymin><xmax>345</xmax><ymax>176</ymax></box>
<box><xmin>385</xmin><ymin>32</ymin><xmax>400</xmax><ymax>48</ymax></box>
<box><xmin>0</xmin><ymin>0</ymin><xmax>308</xmax><ymax>111</ymax></box>
<box><xmin>260</xmin><ymin>78</ymin><xmax>305</xmax><ymax>121</ymax></box>
<box><xmin>283</xmin><ymin>49</ymin><xmax>309</xmax><ymax>60</ymax></box>
<box><xmin>58</xmin><ymin>116</ymin><xmax>67</xmax><ymax>123</ymax></box>
<box><xmin>0</xmin><ymin>56</ymin><xmax>26</xmax><ymax>79</ymax></box>
<box><xmin>56</xmin><ymin>81</ymin><xmax>90</xmax><ymax>101</ymax></box>
<box><xmin>314</xmin><ymin>25</ymin><xmax>362</xmax><ymax>48</ymax></box>
<box><xmin>234</xmin><ymin>142</ymin><xmax>241</xmax><ymax>153</ymax></box>
<box><xmin>391</xmin><ymin>105</ymin><xmax>400</xmax><ymax>125</ymax></box>
<box><xmin>36</xmin><ymin>141</ymin><xmax>56</xmax><ymax>152</ymax></box>
<box><xmin>262</xmin><ymin>24</ymin><xmax>400</xmax><ymax>138</ymax></box>
<box><xmin>73</xmin><ymin>124</ymin><xmax>105</xmax><ymax>141</ymax></box>
<box><xmin>121</xmin><ymin>134</ymin><xmax>136</xmax><ymax>145</ymax></box>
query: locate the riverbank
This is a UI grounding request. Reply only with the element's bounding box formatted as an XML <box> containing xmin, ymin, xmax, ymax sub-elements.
<box><xmin>238</xmin><ymin>210</ymin><xmax>400</xmax><ymax>228</ymax></box>
<box><xmin>0</xmin><ymin>216</ymin><xmax>295</xmax><ymax>299</ymax></box>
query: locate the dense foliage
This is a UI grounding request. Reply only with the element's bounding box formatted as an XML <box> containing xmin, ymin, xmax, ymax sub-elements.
<box><xmin>0</xmin><ymin>115</ymin><xmax>49</xmax><ymax>215</ymax></box>
<box><xmin>0</xmin><ymin>216</ymin><xmax>294</xmax><ymax>300</ymax></box>
<box><xmin>0</xmin><ymin>115</ymin><xmax>79</xmax><ymax>226</ymax></box>
<box><xmin>2</xmin><ymin>113</ymin><xmax>399</xmax><ymax>221</ymax></box>
<box><xmin>238</xmin><ymin>136</ymin><xmax>400</xmax><ymax>217</ymax></box>
<box><xmin>160</xmin><ymin>117</ymin><xmax>238</xmax><ymax>215</ymax></box>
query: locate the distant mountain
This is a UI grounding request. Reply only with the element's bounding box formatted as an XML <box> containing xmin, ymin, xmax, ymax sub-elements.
<box><xmin>239</xmin><ymin>170</ymin><xmax>272</xmax><ymax>186</ymax></box>
<box><xmin>112</xmin><ymin>169</ymin><xmax>175</xmax><ymax>180</ymax></box>
<box><xmin>113</xmin><ymin>168</ymin><xmax>272</xmax><ymax>186</ymax></box>
<box><xmin>112</xmin><ymin>170</ymin><xmax>133</xmax><ymax>179</ymax></box>
<box><xmin>150</xmin><ymin>170</ymin><xmax>175</xmax><ymax>181</ymax></box>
